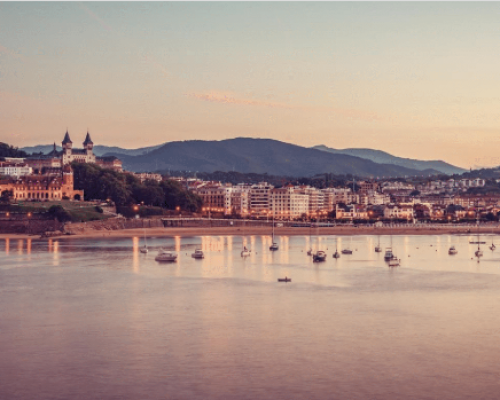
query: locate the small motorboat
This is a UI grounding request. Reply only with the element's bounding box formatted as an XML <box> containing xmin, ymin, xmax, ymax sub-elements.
<box><xmin>475</xmin><ymin>249</ymin><xmax>483</xmax><ymax>258</ymax></box>
<box><xmin>313</xmin><ymin>251</ymin><xmax>327</xmax><ymax>262</ymax></box>
<box><xmin>375</xmin><ymin>245</ymin><xmax>382</xmax><ymax>253</ymax></box>
<box><xmin>448</xmin><ymin>246</ymin><xmax>458</xmax><ymax>255</ymax></box>
<box><xmin>306</xmin><ymin>249</ymin><xmax>313</xmax><ymax>256</ymax></box>
<box><xmin>269</xmin><ymin>242</ymin><xmax>279</xmax><ymax>251</ymax></box>
<box><xmin>241</xmin><ymin>246</ymin><xmax>251</xmax><ymax>257</ymax></box>
<box><xmin>155</xmin><ymin>249</ymin><xmax>178</xmax><ymax>262</ymax></box>
<box><xmin>490</xmin><ymin>243</ymin><xmax>496</xmax><ymax>251</ymax></box>
<box><xmin>384</xmin><ymin>248</ymin><xmax>394</xmax><ymax>261</ymax></box>
<box><xmin>277</xmin><ymin>277</ymin><xmax>292</xmax><ymax>283</ymax></box>
<box><xmin>191</xmin><ymin>249</ymin><xmax>204</xmax><ymax>259</ymax></box>
<box><xmin>388</xmin><ymin>257</ymin><xmax>400</xmax><ymax>267</ymax></box>
<box><xmin>341</xmin><ymin>249</ymin><xmax>353</xmax><ymax>255</ymax></box>
<box><xmin>140</xmin><ymin>245</ymin><xmax>148</xmax><ymax>254</ymax></box>
<box><xmin>333</xmin><ymin>250</ymin><xmax>340</xmax><ymax>259</ymax></box>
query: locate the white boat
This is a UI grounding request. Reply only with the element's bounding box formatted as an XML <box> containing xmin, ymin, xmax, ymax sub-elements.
<box><xmin>385</xmin><ymin>223</ymin><xmax>399</xmax><ymax>264</ymax></box>
<box><xmin>191</xmin><ymin>249</ymin><xmax>204</xmax><ymax>259</ymax></box>
<box><xmin>241</xmin><ymin>246</ymin><xmax>251</xmax><ymax>257</ymax></box>
<box><xmin>313</xmin><ymin>250</ymin><xmax>327</xmax><ymax>262</ymax></box>
<box><xmin>448</xmin><ymin>246</ymin><xmax>458</xmax><ymax>255</ymax></box>
<box><xmin>388</xmin><ymin>257</ymin><xmax>400</xmax><ymax>267</ymax></box>
<box><xmin>155</xmin><ymin>249</ymin><xmax>178</xmax><ymax>262</ymax></box>
<box><xmin>269</xmin><ymin>215</ymin><xmax>279</xmax><ymax>251</ymax></box>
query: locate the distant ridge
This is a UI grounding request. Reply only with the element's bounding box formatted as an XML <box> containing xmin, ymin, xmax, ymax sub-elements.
<box><xmin>21</xmin><ymin>144</ymin><xmax>163</xmax><ymax>157</ymax></box>
<box><xmin>22</xmin><ymin>138</ymin><xmax>465</xmax><ymax>177</ymax></box>
<box><xmin>312</xmin><ymin>145</ymin><xmax>465</xmax><ymax>175</ymax></box>
<box><xmin>105</xmin><ymin>138</ymin><xmax>444</xmax><ymax>177</ymax></box>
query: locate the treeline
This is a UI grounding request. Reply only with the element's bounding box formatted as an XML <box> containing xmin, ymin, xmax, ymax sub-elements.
<box><xmin>71</xmin><ymin>163</ymin><xmax>202</xmax><ymax>211</ymax></box>
<box><xmin>0</xmin><ymin>143</ymin><xmax>28</xmax><ymax>158</ymax></box>
<box><xmin>159</xmin><ymin>170</ymin><xmax>359</xmax><ymax>189</ymax></box>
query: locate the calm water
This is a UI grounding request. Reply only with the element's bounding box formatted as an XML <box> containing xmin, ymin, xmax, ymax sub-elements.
<box><xmin>1</xmin><ymin>233</ymin><xmax>500</xmax><ymax>400</ymax></box>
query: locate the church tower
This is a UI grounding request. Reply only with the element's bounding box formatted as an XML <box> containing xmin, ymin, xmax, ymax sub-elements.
<box><xmin>62</xmin><ymin>130</ymin><xmax>73</xmax><ymax>165</ymax></box>
<box><xmin>83</xmin><ymin>131</ymin><xmax>96</xmax><ymax>163</ymax></box>
<box><xmin>83</xmin><ymin>131</ymin><xmax>94</xmax><ymax>151</ymax></box>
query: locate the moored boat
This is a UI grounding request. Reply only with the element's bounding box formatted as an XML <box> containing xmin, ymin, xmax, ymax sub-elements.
<box><xmin>313</xmin><ymin>250</ymin><xmax>327</xmax><ymax>262</ymax></box>
<box><xmin>191</xmin><ymin>249</ymin><xmax>204</xmax><ymax>259</ymax></box>
<box><xmin>333</xmin><ymin>250</ymin><xmax>340</xmax><ymax>258</ymax></box>
<box><xmin>388</xmin><ymin>257</ymin><xmax>400</xmax><ymax>267</ymax></box>
<box><xmin>448</xmin><ymin>246</ymin><xmax>458</xmax><ymax>255</ymax></box>
<box><xmin>155</xmin><ymin>249</ymin><xmax>178</xmax><ymax>262</ymax></box>
<box><xmin>277</xmin><ymin>277</ymin><xmax>292</xmax><ymax>282</ymax></box>
<box><xmin>241</xmin><ymin>246</ymin><xmax>251</xmax><ymax>257</ymax></box>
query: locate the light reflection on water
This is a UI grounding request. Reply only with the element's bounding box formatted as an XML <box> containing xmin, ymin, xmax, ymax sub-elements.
<box><xmin>2</xmin><ymin>234</ymin><xmax>500</xmax><ymax>400</ymax></box>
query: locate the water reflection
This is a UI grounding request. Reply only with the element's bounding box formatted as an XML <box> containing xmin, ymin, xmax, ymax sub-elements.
<box><xmin>2</xmin><ymin>234</ymin><xmax>500</xmax><ymax>400</ymax></box>
<box><xmin>132</xmin><ymin>236</ymin><xmax>140</xmax><ymax>273</ymax></box>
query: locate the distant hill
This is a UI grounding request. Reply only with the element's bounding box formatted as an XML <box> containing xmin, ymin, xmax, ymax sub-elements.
<box><xmin>312</xmin><ymin>145</ymin><xmax>465</xmax><ymax>175</ymax></box>
<box><xmin>107</xmin><ymin>138</ymin><xmax>442</xmax><ymax>177</ymax></box>
<box><xmin>21</xmin><ymin>144</ymin><xmax>163</xmax><ymax>157</ymax></box>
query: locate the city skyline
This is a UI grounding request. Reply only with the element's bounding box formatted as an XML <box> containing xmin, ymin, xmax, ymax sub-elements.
<box><xmin>2</xmin><ymin>2</ymin><xmax>500</xmax><ymax>168</ymax></box>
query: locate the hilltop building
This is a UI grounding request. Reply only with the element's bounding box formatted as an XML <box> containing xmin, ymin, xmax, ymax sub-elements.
<box><xmin>25</xmin><ymin>131</ymin><xmax>123</xmax><ymax>172</ymax></box>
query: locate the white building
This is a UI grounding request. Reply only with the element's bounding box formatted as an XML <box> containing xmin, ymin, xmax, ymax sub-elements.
<box><xmin>271</xmin><ymin>187</ymin><xmax>309</xmax><ymax>219</ymax></box>
<box><xmin>0</xmin><ymin>163</ymin><xmax>33</xmax><ymax>177</ymax></box>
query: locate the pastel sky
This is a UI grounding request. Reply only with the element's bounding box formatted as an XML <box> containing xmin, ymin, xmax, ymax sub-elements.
<box><xmin>1</xmin><ymin>2</ymin><xmax>500</xmax><ymax>168</ymax></box>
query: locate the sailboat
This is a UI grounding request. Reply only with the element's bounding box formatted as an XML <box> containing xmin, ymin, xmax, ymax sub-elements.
<box><xmin>475</xmin><ymin>217</ymin><xmax>483</xmax><ymax>259</ymax></box>
<box><xmin>307</xmin><ymin>223</ymin><xmax>313</xmax><ymax>256</ymax></box>
<box><xmin>269</xmin><ymin>214</ymin><xmax>279</xmax><ymax>251</ymax></box>
<box><xmin>312</xmin><ymin>221</ymin><xmax>327</xmax><ymax>262</ymax></box>
<box><xmin>140</xmin><ymin>228</ymin><xmax>148</xmax><ymax>253</ymax></box>
<box><xmin>241</xmin><ymin>221</ymin><xmax>251</xmax><ymax>257</ymax></box>
<box><xmin>333</xmin><ymin>237</ymin><xmax>340</xmax><ymax>259</ymax></box>
<box><xmin>490</xmin><ymin>229</ymin><xmax>496</xmax><ymax>251</ymax></box>
<box><xmin>385</xmin><ymin>221</ymin><xmax>399</xmax><ymax>266</ymax></box>
<box><xmin>375</xmin><ymin>235</ymin><xmax>382</xmax><ymax>253</ymax></box>
<box><xmin>342</xmin><ymin>235</ymin><xmax>353</xmax><ymax>254</ymax></box>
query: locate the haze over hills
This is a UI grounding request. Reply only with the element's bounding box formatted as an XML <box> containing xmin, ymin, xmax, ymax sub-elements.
<box><xmin>102</xmin><ymin>138</ymin><xmax>444</xmax><ymax>177</ymax></box>
<box><xmin>312</xmin><ymin>145</ymin><xmax>465</xmax><ymax>175</ymax></box>
<box><xmin>21</xmin><ymin>138</ymin><xmax>468</xmax><ymax>178</ymax></box>
<box><xmin>21</xmin><ymin>144</ymin><xmax>162</xmax><ymax>157</ymax></box>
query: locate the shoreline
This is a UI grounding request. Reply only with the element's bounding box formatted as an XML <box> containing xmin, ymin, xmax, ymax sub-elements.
<box><xmin>0</xmin><ymin>225</ymin><xmax>497</xmax><ymax>240</ymax></box>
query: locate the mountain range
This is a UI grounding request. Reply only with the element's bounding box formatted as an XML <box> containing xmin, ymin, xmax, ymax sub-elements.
<box><xmin>22</xmin><ymin>138</ymin><xmax>465</xmax><ymax>178</ymax></box>
<box><xmin>312</xmin><ymin>145</ymin><xmax>465</xmax><ymax>175</ymax></box>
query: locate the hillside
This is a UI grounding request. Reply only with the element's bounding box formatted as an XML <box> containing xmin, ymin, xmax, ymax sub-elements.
<box><xmin>21</xmin><ymin>144</ymin><xmax>163</xmax><ymax>157</ymax></box>
<box><xmin>312</xmin><ymin>145</ymin><xmax>465</xmax><ymax>175</ymax></box>
<box><xmin>109</xmin><ymin>138</ymin><xmax>442</xmax><ymax>178</ymax></box>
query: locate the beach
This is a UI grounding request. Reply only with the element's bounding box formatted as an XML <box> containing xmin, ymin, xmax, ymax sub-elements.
<box><xmin>1</xmin><ymin>224</ymin><xmax>497</xmax><ymax>240</ymax></box>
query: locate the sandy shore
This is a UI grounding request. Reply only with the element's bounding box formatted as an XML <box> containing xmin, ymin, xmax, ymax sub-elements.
<box><xmin>1</xmin><ymin>225</ymin><xmax>498</xmax><ymax>240</ymax></box>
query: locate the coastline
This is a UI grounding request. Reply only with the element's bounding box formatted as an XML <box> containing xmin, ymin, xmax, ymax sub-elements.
<box><xmin>0</xmin><ymin>225</ymin><xmax>497</xmax><ymax>240</ymax></box>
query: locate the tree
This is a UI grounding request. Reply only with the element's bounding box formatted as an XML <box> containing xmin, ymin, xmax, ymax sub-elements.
<box><xmin>0</xmin><ymin>190</ymin><xmax>13</xmax><ymax>204</ymax></box>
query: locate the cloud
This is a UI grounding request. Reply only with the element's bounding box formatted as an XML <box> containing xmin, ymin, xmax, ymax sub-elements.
<box><xmin>186</xmin><ymin>91</ymin><xmax>385</xmax><ymax>122</ymax></box>
<box><xmin>186</xmin><ymin>92</ymin><xmax>299</xmax><ymax>110</ymax></box>
<box><xmin>0</xmin><ymin>44</ymin><xmax>24</xmax><ymax>60</ymax></box>
<box><xmin>78</xmin><ymin>3</ymin><xmax>113</xmax><ymax>32</ymax></box>
<box><xmin>143</xmin><ymin>54</ymin><xmax>169</xmax><ymax>77</ymax></box>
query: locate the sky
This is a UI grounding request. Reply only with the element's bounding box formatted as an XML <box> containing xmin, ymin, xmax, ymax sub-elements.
<box><xmin>1</xmin><ymin>2</ymin><xmax>500</xmax><ymax>169</ymax></box>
